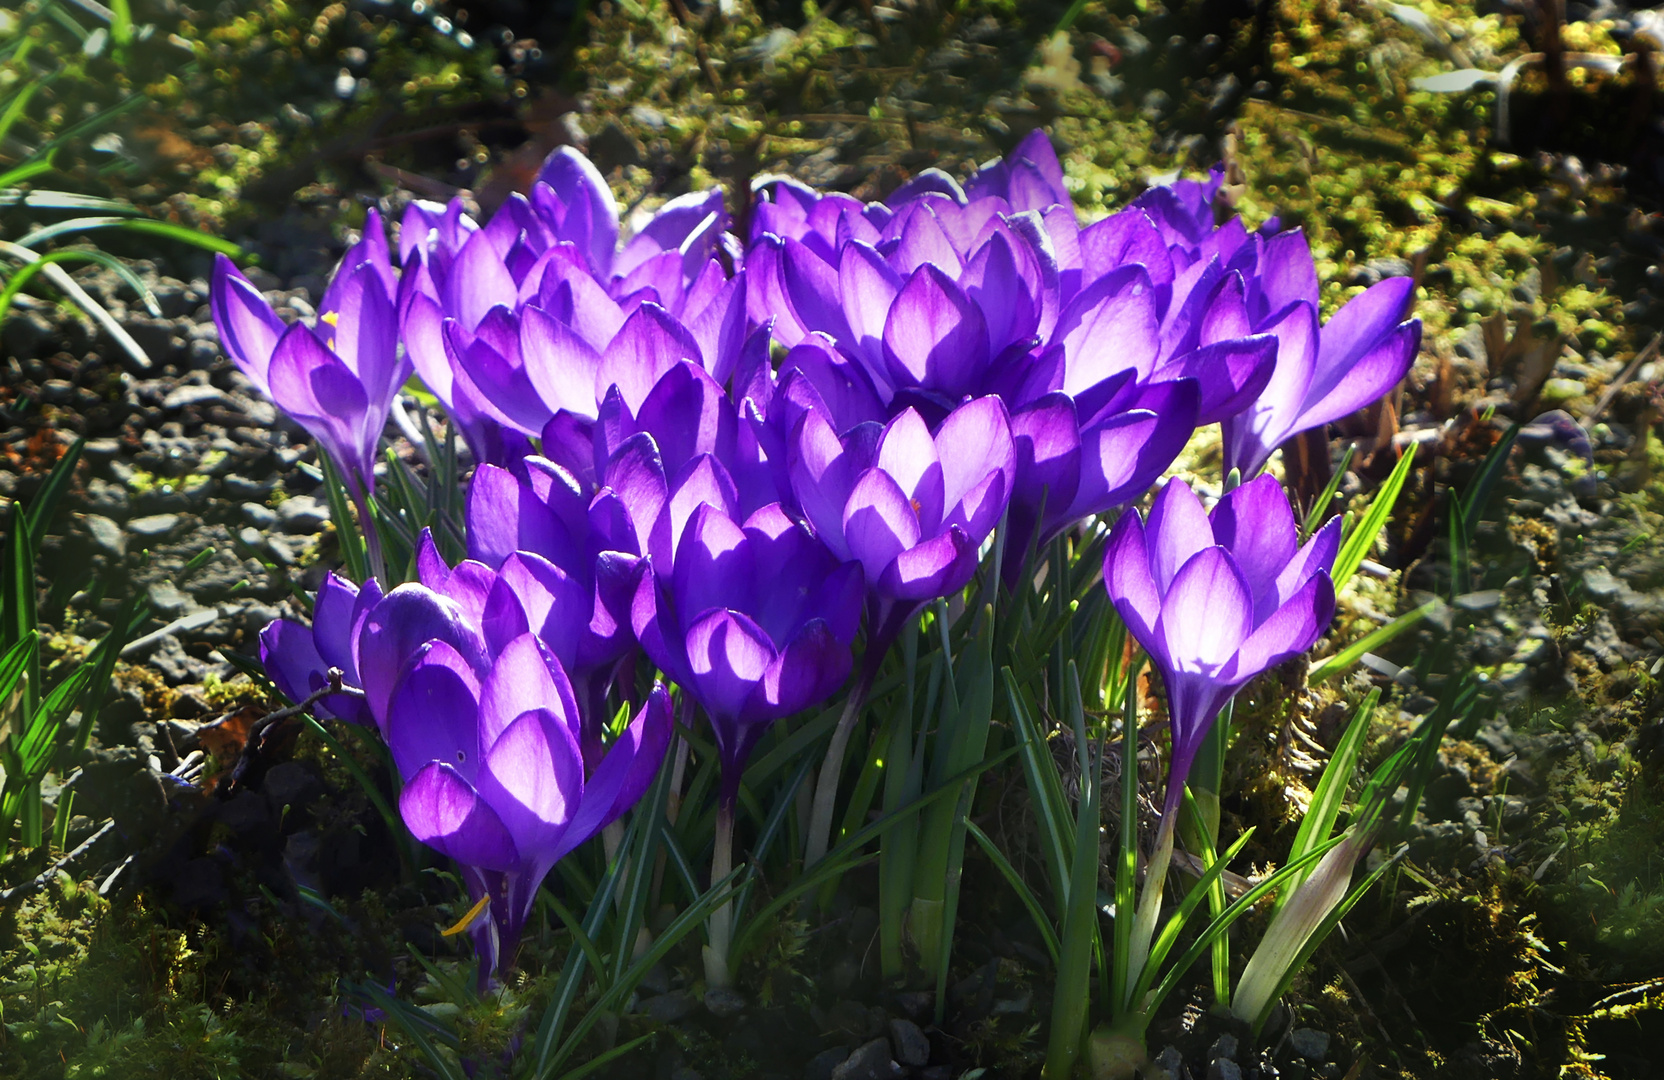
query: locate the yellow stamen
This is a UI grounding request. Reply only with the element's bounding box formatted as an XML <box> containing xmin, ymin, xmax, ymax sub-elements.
<box><xmin>440</xmin><ymin>892</ymin><xmax>492</xmax><ymax>937</ymax></box>
<box><xmin>910</xmin><ymin>497</ymin><xmax>922</xmax><ymax>515</ymax></box>
<box><xmin>321</xmin><ymin>311</ymin><xmax>340</xmax><ymax>326</ymax></box>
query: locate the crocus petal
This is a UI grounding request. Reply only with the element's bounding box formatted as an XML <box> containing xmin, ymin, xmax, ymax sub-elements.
<box><xmin>781</xmin><ymin>237</ymin><xmax>853</xmax><ymax>345</ymax></box>
<box><xmin>882</xmin><ymin>265</ymin><xmax>989</xmax><ymax>399</ymax></box>
<box><xmin>521</xmin><ymin>305</ymin><xmax>605</xmax><ymax>418</ymax></box>
<box><xmin>843</xmin><ymin>469</ymin><xmax>924</xmax><ymax>585</ymax></box>
<box><xmin>630</xmin><ymin>571</ymin><xmax>690</xmax><ymax>690</ymax></box>
<box><xmin>936</xmin><ymin>396</ymin><xmax>1014</xmax><ymax>540</ymax></box>
<box><xmin>601</xmin><ymin>433</ymin><xmax>669</xmax><ymax>566</ymax></box>
<box><xmin>465</xmin><ymin>463</ymin><xmax>582</xmax><ymax>572</ymax></box>
<box><xmin>634</xmin><ymin>360</ymin><xmax>738</xmax><ymax>480</ymax></box>
<box><xmin>685</xmin><ymin>608</ymin><xmax>776</xmax><ymax>722</ymax></box>
<box><xmin>1298</xmin><ymin>319</ymin><xmax>1420</xmax><ymax>432</ymax></box>
<box><xmin>1227</xmin><ymin>573</ymin><xmax>1336</xmax><ymax>679</ymax></box>
<box><xmin>1065</xmin><ymin>381</ymin><xmax>1198</xmax><ymax>526</ymax></box>
<box><xmin>1102</xmin><ymin>511</ymin><xmax>1162</xmax><ymax>650</ymax></box>
<box><xmin>310</xmin><ymin>572</ymin><xmax>362</xmax><ymax>675</ymax></box>
<box><xmin>259</xmin><ymin>618</ymin><xmax>327</xmax><ymax>709</ymax></box>
<box><xmin>666</xmin><ymin>454</ymin><xmax>740</xmax><ymax>572</ymax></box>
<box><xmin>555</xmin><ymin>685</ymin><xmax>674</xmax><ymax>858</ymax></box>
<box><xmin>1208</xmin><ymin>473</ymin><xmax>1299</xmax><ymax>622</ymax></box>
<box><xmin>1054</xmin><ymin>266</ymin><xmax>1160</xmax><ymax>393</ymax></box>
<box><xmin>875</xmin><ymin>408</ymin><xmax>945</xmax><ymax>533</ymax></box>
<box><xmin>1144</xmin><ymin>479</ymin><xmax>1215</xmax><ymax>591</ymax></box>
<box><xmin>1273</xmin><ymin>515</ymin><xmax>1342</xmax><ymax>610</ymax></box>
<box><xmin>1158</xmin><ymin>335</ymin><xmax>1278</xmax><ymax>426</ymax></box>
<box><xmin>890</xmin><ymin>201</ymin><xmax>965</xmax><ymax>276</ymax></box>
<box><xmin>1011</xmin><ymin>395</ymin><xmax>1082</xmax><ymax>522</ymax></box>
<box><xmin>450</xmin><ymin>230</ymin><xmax>520</xmax><ymax>331</ymax></box>
<box><xmin>478</xmin><ymin>707</ymin><xmax>584</xmax><ymax>837</ymax></box>
<box><xmin>1156</xmin><ymin>546</ymin><xmax>1254</xmax><ymax>673</ymax></box>
<box><xmin>744</xmin><ymin>618</ymin><xmax>852</xmax><ymax>723</ymax></box>
<box><xmin>400</xmin><ymin>762</ymin><xmax>520</xmax><ymax>872</ymax></box>
<box><xmin>596</xmin><ymin>303</ymin><xmax>703</xmax><ymax>414</ymax></box>
<box><xmin>210</xmin><ymin>255</ymin><xmax>284</xmax><ymax>389</ymax></box>
<box><xmin>838</xmin><ymin>242</ymin><xmax>903</xmax><ymax>386</ymax></box>
<box><xmin>356</xmin><ymin>585</ymin><xmax>488</xmax><ymax>728</ymax></box>
<box><xmin>961</xmin><ymin>229</ymin><xmax>1041</xmax><ymax>353</ymax></box>
<box><xmin>491</xmin><ymin>552</ymin><xmax>588</xmax><ymax>668</ymax></box>
<box><xmin>786</xmin><ymin>409</ymin><xmax>859</xmax><ymax>562</ymax></box>
<box><xmin>672</xmin><ymin>501</ymin><xmax>753</xmax><ymax>627</ymax></box>
<box><xmin>535</xmin><ymin>147</ymin><xmax>621</xmax><ymax>278</ymax></box>
<box><xmin>1254</xmin><ymin>229</ymin><xmax>1321</xmax><ymax>317</ymax></box>
<box><xmin>386</xmin><ymin>640</ymin><xmax>484</xmax><ymax>781</ymax></box>
<box><xmin>877</xmin><ymin>527</ymin><xmax>977</xmax><ymax>601</ymax></box>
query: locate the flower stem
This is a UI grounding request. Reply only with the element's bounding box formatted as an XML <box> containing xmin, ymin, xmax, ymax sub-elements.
<box><xmin>802</xmin><ymin>663</ymin><xmax>877</xmax><ymax>869</ymax></box>
<box><xmin>351</xmin><ymin>487</ymin><xmax>387</xmax><ymax>586</ymax></box>
<box><xmin>703</xmin><ymin>800</ymin><xmax>736</xmax><ymax>989</ymax></box>
<box><xmin>1123</xmin><ymin>811</ymin><xmax>1176</xmax><ymax>1012</ymax></box>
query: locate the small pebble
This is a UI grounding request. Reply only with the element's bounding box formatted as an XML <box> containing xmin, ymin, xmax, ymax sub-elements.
<box><xmin>277</xmin><ymin>495</ymin><xmax>329</xmax><ymax>533</ymax></box>
<box><xmin>127</xmin><ymin>513</ymin><xmax>180</xmax><ymax>538</ymax></box>
<box><xmin>888</xmin><ymin>1018</ymin><xmax>929</xmax><ymax>1066</ymax></box>
<box><xmin>1290</xmin><ymin>1028</ymin><xmax>1331</xmax><ymax>1061</ymax></box>
<box><xmin>84</xmin><ymin>514</ymin><xmax>127</xmax><ymax>557</ymax></box>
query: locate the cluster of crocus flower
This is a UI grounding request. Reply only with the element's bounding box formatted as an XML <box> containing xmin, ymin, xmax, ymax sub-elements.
<box><xmin>233</xmin><ymin>130</ymin><xmax>1420</xmax><ymax>985</ymax></box>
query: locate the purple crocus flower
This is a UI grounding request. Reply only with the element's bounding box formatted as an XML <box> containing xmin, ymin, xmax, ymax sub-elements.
<box><xmin>788</xmin><ymin>396</ymin><xmax>1016</xmax><ymax>648</ymax></box>
<box><xmin>394</xmin><ymin>145</ymin><xmax>742</xmax><ymax>465</ymax></box>
<box><xmin>211</xmin><ymin>212</ymin><xmax>405</xmax><ymax>503</ymax></box>
<box><xmin>630</xmin><ymin>499</ymin><xmax>862</xmax><ymax>988</ymax></box>
<box><xmin>390</xmin><ymin>630</ymin><xmax>672</xmax><ymax>981</ymax></box>
<box><xmin>631</xmin><ymin>501</ymin><xmax>863</xmax><ymax>802</ymax></box>
<box><xmin>961</xmin><ymin>128</ymin><xmax>1074</xmax><ymax>213</ymax></box>
<box><xmin>1219</xmin><ymin>267</ymin><xmax>1422</xmax><ymax>477</ymax></box>
<box><xmin>1101</xmin><ymin>474</ymin><xmax>1340</xmax><ymax>819</ymax></box>
<box><xmin>258</xmin><ymin>571</ymin><xmax>383</xmax><ymax>724</ymax></box>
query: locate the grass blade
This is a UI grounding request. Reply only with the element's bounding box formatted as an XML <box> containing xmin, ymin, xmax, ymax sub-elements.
<box><xmin>1276</xmin><ymin>690</ymin><xmax>1379</xmax><ymax>912</ymax></box>
<box><xmin>966</xmin><ymin>821</ymin><xmax>1060</xmax><ymax>967</ymax></box>
<box><xmin>1333</xmin><ymin>443</ymin><xmax>1416</xmax><ymax>590</ymax></box>
<box><xmin>1302</xmin><ymin>443</ymin><xmax>1356</xmax><ymax>538</ymax></box>
<box><xmin>1308</xmin><ymin>600</ymin><xmax>1441</xmax><ymax>685</ymax></box>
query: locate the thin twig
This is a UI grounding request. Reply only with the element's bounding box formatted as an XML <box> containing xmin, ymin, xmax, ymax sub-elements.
<box><xmin>1581</xmin><ymin>330</ymin><xmax>1662</xmax><ymax>430</ymax></box>
<box><xmin>226</xmin><ymin>670</ymin><xmax>365</xmax><ymax>790</ymax></box>
<box><xmin>0</xmin><ymin>818</ymin><xmax>118</xmax><ymax>905</ymax></box>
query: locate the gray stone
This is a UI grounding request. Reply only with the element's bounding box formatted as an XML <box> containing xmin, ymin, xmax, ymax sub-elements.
<box><xmin>81</xmin><ymin>476</ymin><xmax>130</xmax><ymax>517</ymax></box>
<box><xmin>703</xmin><ymin>987</ymin><xmax>747</xmax><ymax>1018</ymax></box>
<box><xmin>1208</xmin><ymin>1059</ymin><xmax>1242</xmax><ymax>1080</ymax></box>
<box><xmin>887</xmin><ymin>1018</ymin><xmax>929</xmax><ymax>1066</ymax></box>
<box><xmin>804</xmin><ymin>1046</ymin><xmax>850</xmax><ymax>1080</ymax></box>
<box><xmin>84</xmin><ymin>514</ymin><xmax>126</xmax><ymax>557</ymax></box>
<box><xmin>1208</xmin><ymin>1033</ymin><xmax>1239</xmax><ymax>1061</ymax></box>
<box><xmin>638</xmin><ymin>964</ymin><xmax>671</xmax><ymax>995</ymax></box>
<box><xmin>1152</xmin><ymin>1045</ymin><xmax>1184</xmax><ymax>1080</ymax></box>
<box><xmin>242</xmin><ymin>502</ymin><xmax>278</xmax><ymax>529</ymax></box>
<box><xmin>3</xmin><ymin>310</ymin><xmax>53</xmax><ymax>358</ymax></box>
<box><xmin>830</xmin><ymin>1037</ymin><xmax>897</xmax><ymax>1080</ymax></box>
<box><xmin>126</xmin><ymin>513</ymin><xmax>180</xmax><ymax>538</ymax></box>
<box><xmin>146</xmin><ymin>581</ymin><xmax>192</xmax><ymax>613</ymax></box>
<box><xmin>1290</xmin><ymin>1028</ymin><xmax>1331</xmax><ymax>1061</ymax></box>
<box><xmin>265</xmin><ymin>535</ymin><xmax>297</xmax><ymax>565</ymax></box>
<box><xmin>120</xmin><ymin>315</ymin><xmax>182</xmax><ymax>360</ymax></box>
<box><xmin>645</xmin><ymin>992</ymin><xmax>697</xmax><ymax>1024</ymax></box>
<box><xmin>162</xmin><ymin>384</ymin><xmax>228</xmax><ymax>410</ymax></box>
<box><xmin>277</xmin><ymin>495</ymin><xmax>329</xmax><ymax>533</ymax></box>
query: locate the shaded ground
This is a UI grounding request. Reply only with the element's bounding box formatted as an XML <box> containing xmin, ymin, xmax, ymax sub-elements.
<box><xmin>2</xmin><ymin>0</ymin><xmax>1663</xmax><ymax>1077</ymax></box>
